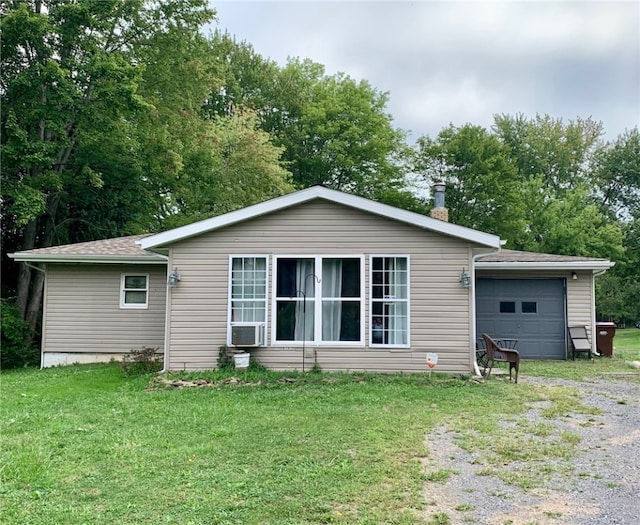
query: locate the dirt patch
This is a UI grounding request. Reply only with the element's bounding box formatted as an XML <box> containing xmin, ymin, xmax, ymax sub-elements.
<box><xmin>421</xmin><ymin>375</ymin><xmax>640</xmax><ymax>524</ymax></box>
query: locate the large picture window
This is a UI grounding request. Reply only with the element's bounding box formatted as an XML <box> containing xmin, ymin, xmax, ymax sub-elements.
<box><xmin>274</xmin><ymin>256</ymin><xmax>363</xmax><ymax>344</ymax></box>
<box><xmin>230</xmin><ymin>256</ymin><xmax>267</xmax><ymax>323</ymax></box>
<box><xmin>370</xmin><ymin>256</ymin><xmax>409</xmax><ymax>346</ymax></box>
<box><xmin>120</xmin><ymin>274</ymin><xmax>149</xmax><ymax>309</ymax></box>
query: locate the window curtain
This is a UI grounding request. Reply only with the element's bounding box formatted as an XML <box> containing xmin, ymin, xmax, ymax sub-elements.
<box><xmin>388</xmin><ymin>258</ymin><xmax>407</xmax><ymax>345</ymax></box>
<box><xmin>294</xmin><ymin>259</ymin><xmax>315</xmax><ymax>341</ymax></box>
<box><xmin>322</xmin><ymin>259</ymin><xmax>342</xmax><ymax>341</ymax></box>
<box><xmin>387</xmin><ymin>258</ymin><xmax>397</xmax><ymax>344</ymax></box>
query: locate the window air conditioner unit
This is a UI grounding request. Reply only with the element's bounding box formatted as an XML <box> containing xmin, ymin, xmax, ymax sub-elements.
<box><xmin>230</xmin><ymin>323</ymin><xmax>264</xmax><ymax>347</ymax></box>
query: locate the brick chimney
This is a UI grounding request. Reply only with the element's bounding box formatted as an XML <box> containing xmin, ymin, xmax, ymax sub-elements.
<box><xmin>429</xmin><ymin>183</ymin><xmax>449</xmax><ymax>222</ymax></box>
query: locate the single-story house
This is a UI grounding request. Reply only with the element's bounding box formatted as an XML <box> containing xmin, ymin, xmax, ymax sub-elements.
<box><xmin>10</xmin><ymin>186</ymin><xmax>614</xmax><ymax>373</ymax></box>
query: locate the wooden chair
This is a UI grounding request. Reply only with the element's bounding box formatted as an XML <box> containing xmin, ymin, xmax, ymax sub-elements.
<box><xmin>482</xmin><ymin>333</ymin><xmax>520</xmax><ymax>383</ymax></box>
<box><xmin>475</xmin><ymin>338</ymin><xmax>489</xmax><ymax>370</ymax></box>
<box><xmin>568</xmin><ymin>325</ymin><xmax>592</xmax><ymax>360</ymax></box>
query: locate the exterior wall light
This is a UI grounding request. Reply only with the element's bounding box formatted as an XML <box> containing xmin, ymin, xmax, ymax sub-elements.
<box><xmin>459</xmin><ymin>268</ymin><xmax>471</xmax><ymax>288</ymax></box>
<box><xmin>572</xmin><ymin>272</ymin><xmax>578</xmax><ymax>280</ymax></box>
<box><xmin>168</xmin><ymin>268</ymin><xmax>181</xmax><ymax>288</ymax></box>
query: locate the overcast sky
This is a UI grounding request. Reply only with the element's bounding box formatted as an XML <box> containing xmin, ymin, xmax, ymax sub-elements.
<box><xmin>209</xmin><ymin>1</ymin><xmax>639</xmax><ymax>144</ymax></box>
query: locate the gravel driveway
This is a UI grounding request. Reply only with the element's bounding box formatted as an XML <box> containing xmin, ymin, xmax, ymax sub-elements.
<box><xmin>422</xmin><ymin>374</ymin><xmax>640</xmax><ymax>525</ymax></box>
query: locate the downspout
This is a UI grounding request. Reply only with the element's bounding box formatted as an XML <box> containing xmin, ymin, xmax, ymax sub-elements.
<box><xmin>590</xmin><ymin>268</ymin><xmax>610</xmax><ymax>357</ymax></box>
<box><xmin>24</xmin><ymin>261</ymin><xmax>46</xmax><ymax>274</ymax></box>
<box><xmin>153</xmin><ymin>253</ymin><xmax>170</xmax><ymax>374</ymax></box>
<box><xmin>471</xmin><ymin>247</ymin><xmax>500</xmax><ymax>377</ymax></box>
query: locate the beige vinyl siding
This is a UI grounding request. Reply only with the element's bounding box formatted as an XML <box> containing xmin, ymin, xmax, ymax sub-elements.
<box><xmin>42</xmin><ymin>264</ymin><xmax>166</xmax><ymax>365</ymax></box>
<box><xmin>566</xmin><ymin>272</ymin><xmax>595</xmax><ymax>342</ymax></box>
<box><xmin>165</xmin><ymin>200</ymin><xmax>477</xmax><ymax>372</ymax></box>
<box><xmin>476</xmin><ymin>269</ymin><xmax>596</xmax><ymax>348</ymax></box>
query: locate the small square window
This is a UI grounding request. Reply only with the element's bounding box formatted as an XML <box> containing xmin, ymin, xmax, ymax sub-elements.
<box><xmin>121</xmin><ymin>274</ymin><xmax>149</xmax><ymax>309</ymax></box>
<box><xmin>522</xmin><ymin>301</ymin><xmax>537</xmax><ymax>314</ymax></box>
<box><xmin>499</xmin><ymin>301</ymin><xmax>516</xmax><ymax>313</ymax></box>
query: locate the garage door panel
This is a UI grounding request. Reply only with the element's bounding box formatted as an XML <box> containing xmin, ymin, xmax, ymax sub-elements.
<box><xmin>476</xmin><ymin>278</ymin><xmax>566</xmax><ymax>359</ymax></box>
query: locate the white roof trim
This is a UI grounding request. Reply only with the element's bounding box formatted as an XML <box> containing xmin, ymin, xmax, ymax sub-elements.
<box><xmin>9</xmin><ymin>253</ymin><xmax>167</xmax><ymax>265</ymax></box>
<box><xmin>476</xmin><ymin>261</ymin><xmax>615</xmax><ymax>270</ymax></box>
<box><xmin>141</xmin><ymin>186</ymin><xmax>502</xmax><ymax>250</ymax></box>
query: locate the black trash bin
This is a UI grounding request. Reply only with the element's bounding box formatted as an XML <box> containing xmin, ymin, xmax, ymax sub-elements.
<box><xmin>596</xmin><ymin>322</ymin><xmax>616</xmax><ymax>357</ymax></box>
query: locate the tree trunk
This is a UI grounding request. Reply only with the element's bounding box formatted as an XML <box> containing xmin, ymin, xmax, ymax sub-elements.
<box><xmin>16</xmin><ymin>219</ymin><xmax>37</xmax><ymax>317</ymax></box>
<box><xmin>25</xmin><ymin>267</ymin><xmax>46</xmax><ymax>336</ymax></box>
<box><xmin>24</xmin><ymin>199</ymin><xmax>59</xmax><ymax>336</ymax></box>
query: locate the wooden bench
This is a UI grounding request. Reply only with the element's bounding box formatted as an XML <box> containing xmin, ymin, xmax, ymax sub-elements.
<box><xmin>482</xmin><ymin>333</ymin><xmax>520</xmax><ymax>383</ymax></box>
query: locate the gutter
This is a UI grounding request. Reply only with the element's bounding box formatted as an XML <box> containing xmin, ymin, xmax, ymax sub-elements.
<box><xmin>9</xmin><ymin>254</ymin><xmax>166</xmax><ymax>264</ymax></box>
<box><xmin>476</xmin><ymin>261</ymin><xmax>614</xmax><ymax>270</ymax></box>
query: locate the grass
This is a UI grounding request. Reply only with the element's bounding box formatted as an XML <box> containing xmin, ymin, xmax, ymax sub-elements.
<box><xmin>1</xmin><ymin>344</ymin><xmax>639</xmax><ymax>524</ymax></box>
<box><xmin>0</xmin><ymin>366</ymin><xmax>509</xmax><ymax>525</ymax></box>
<box><xmin>614</xmin><ymin>327</ymin><xmax>640</xmax><ymax>358</ymax></box>
<box><xmin>521</xmin><ymin>328</ymin><xmax>640</xmax><ymax>381</ymax></box>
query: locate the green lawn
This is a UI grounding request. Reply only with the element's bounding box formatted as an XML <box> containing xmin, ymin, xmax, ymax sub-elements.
<box><xmin>521</xmin><ymin>327</ymin><xmax>640</xmax><ymax>380</ymax></box>
<box><xmin>1</xmin><ymin>356</ymin><xmax>638</xmax><ymax>524</ymax></box>
<box><xmin>613</xmin><ymin>327</ymin><xmax>640</xmax><ymax>359</ymax></box>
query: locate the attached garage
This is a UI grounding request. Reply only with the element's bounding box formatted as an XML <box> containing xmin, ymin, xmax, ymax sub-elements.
<box><xmin>475</xmin><ymin>250</ymin><xmax>615</xmax><ymax>361</ymax></box>
<box><xmin>476</xmin><ymin>278</ymin><xmax>566</xmax><ymax>359</ymax></box>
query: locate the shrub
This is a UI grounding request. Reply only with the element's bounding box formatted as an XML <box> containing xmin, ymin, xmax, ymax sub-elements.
<box><xmin>119</xmin><ymin>346</ymin><xmax>163</xmax><ymax>376</ymax></box>
<box><xmin>1</xmin><ymin>299</ymin><xmax>38</xmax><ymax>369</ymax></box>
<box><xmin>217</xmin><ymin>345</ymin><xmax>235</xmax><ymax>370</ymax></box>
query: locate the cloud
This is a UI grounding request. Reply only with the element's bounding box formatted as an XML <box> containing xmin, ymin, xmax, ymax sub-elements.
<box><xmin>211</xmin><ymin>0</ymin><xmax>640</xmax><ymax>141</ymax></box>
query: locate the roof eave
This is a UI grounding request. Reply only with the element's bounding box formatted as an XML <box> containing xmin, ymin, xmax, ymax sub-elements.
<box><xmin>9</xmin><ymin>253</ymin><xmax>167</xmax><ymax>264</ymax></box>
<box><xmin>476</xmin><ymin>261</ymin><xmax>615</xmax><ymax>270</ymax></box>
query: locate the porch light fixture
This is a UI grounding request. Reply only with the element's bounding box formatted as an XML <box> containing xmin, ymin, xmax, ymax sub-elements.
<box><xmin>459</xmin><ymin>268</ymin><xmax>471</xmax><ymax>288</ymax></box>
<box><xmin>168</xmin><ymin>268</ymin><xmax>181</xmax><ymax>288</ymax></box>
<box><xmin>572</xmin><ymin>272</ymin><xmax>578</xmax><ymax>280</ymax></box>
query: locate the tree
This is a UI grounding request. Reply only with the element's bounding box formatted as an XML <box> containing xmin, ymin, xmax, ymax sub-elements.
<box><xmin>162</xmin><ymin>109</ymin><xmax>294</xmax><ymax>228</ymax></box>
<box><xmin>593</xmin><ymin>128</ymin><xmax>640</xmax><ymax>221</ymax></box>
<box><xmin>493</xmin><ymin>113</ymin><xmax>603</xmax><ymax>193</ymax></box>
<box><xmin>413</xmin><ymin>124</ymin><xmax>526</xmax><ymax>243</ymax></box>
<box><xmin>489</xmin><ymin>114</ymin><xmax>623</xmax><ymax>258</ymax></box>
<box><xmin>278</xmin><ymin>60</ymin><xmax>410</xmax><ymax>198</ymax></box>
<box><xmin>1</xmin><ymin>0</ymin><xmax>216</xmax><ymax>333</ymax></box>
<box><xmin>204</xmin><ymin>34</ymin><xmax>413</xmax><ymax>201</ymax></box>
<box><xmin>596</xmin><ymin>217</ymin><xmax>640</xmax><ymax>324</ymax></box>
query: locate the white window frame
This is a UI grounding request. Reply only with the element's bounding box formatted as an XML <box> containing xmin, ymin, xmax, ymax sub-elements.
<box><xmin>227</xmin><ymin>255</ymin><xmax>269</xmax><ymax>345</ymax></box>
<box><xmin>271</xmin><ymin>255</ymin><xmax>365</xmax><ymax>346</ymax></box>
<box><xmin>369</xmin><ymin>255</ymin><xmax>410</xmax><ymax>348</ymax></box>
<box><xmin>120</xmin><ymin>273</ymin><xmax>149</xmax><ymax>309</ymax></box>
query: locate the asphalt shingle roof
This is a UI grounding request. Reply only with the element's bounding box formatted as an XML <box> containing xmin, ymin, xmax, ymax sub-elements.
<box><xmin>477</xmin><ymin>249</ymin><xmax>610</xmax><ymax>264</ymax></box>
<box><xmin>13</xmin><ymin>234</ymin><xmax>151</xmax><ymax>257</ymax></box>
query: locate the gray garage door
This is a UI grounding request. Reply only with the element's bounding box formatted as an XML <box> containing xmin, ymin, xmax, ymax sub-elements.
<box><xmin>476</xmin><ymin>278</ymin><xmax>567</xmax><ymax>359</ymax></box>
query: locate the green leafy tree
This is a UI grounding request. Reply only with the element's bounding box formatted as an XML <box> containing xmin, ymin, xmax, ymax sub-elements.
<box><xmin>489</xmin><ymin>114</ymin><xmax>623</xmax><ymax>257</ymax></box>
<box><xmin>1</xmin><ymin>0</ymin><xmax>215</xmax><ymax>333</ymax></box>
<box><xmin>493</xmin><ymin>113</ymin><xmax>603</xmax><ymax>192</ymax></box>
<box><xmin>596</xmin><ymin>218</ymin><xmax>640</xmax><ymax>324</ymax></box>
<box><xmin>205</xmin><ymin>34</ymin><xmax>413</xmax><ymax>201</ymax></box>
<box><xmin>413</xmin><ymin>124</ymin><xmax>526</xmax><ymax>243</ymax></box>
<box><xmin>522</xmin><ymin>185</ymin><xmax>624</xmax><ymax>258</ymax></box>
<box><xmin>594</xmin><ymin>128</ymin><xmax>640</xmax><ymax>221</ymax></box>
<box><xmin>163</xmin><ymin>109</ymin><xmax>294</xmax><ymax>228</ymax></box>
